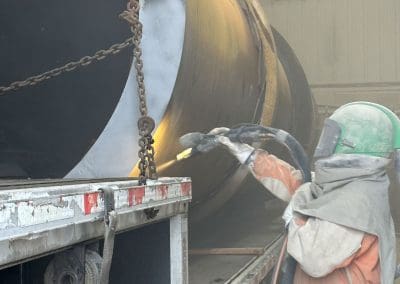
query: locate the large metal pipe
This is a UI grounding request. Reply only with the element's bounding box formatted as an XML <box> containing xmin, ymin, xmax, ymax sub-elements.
<box><xmin>0</xmin><ymin>0</ymin><xmax>314</xmax><ymax>220</ymax></box>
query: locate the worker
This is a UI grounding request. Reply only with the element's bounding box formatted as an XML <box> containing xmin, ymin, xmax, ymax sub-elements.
<box><xmin>206</xmin><ymin>102</ymin><xmax>400</xmax><ymax>283</ymax></box>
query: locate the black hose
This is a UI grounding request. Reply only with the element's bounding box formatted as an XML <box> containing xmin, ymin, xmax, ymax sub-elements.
<box><xmin>227</xmin><ymin>124</ymin><xmax>311</xmax><ymax>182</ymax></box>
<box><xmin>227</xmin><ymin>124</ymin><xmax>311</xmax><ymax>284</ymax></box>
<box><xmin>180</xmin><ymin>124</ymin><xmax>312</xmax><ymax>185</ymax></box>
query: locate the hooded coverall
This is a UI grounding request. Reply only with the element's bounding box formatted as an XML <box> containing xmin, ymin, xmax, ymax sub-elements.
<box><xmin>249</xmin><ymin>149</ymin><xmax>381</xmax><ymax>283</ymax></box>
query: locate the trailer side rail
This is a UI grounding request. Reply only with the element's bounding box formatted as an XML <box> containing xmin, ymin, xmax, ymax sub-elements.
<box><xmin>0</xmin><ymin>177</ymin><xmax>191</xmax><ymax>269</ymax></box>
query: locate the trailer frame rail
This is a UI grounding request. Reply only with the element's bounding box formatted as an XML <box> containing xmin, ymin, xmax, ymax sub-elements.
<box><xmin>0</xmin><ymin>177</ymin><xmax>191</xmax><ymax>270</ymax></box>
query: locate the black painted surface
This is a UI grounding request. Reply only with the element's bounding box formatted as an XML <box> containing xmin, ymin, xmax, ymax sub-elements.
<box><xmin>0</xmin><ymin>255</ymin><xmax>53</xmax><ymax>284</ymax></box>
<box><xmin>0</xmin><ymin>221</ymin><xmax>170</xmax><ymax>283</ymax></box>
<box><xmin>0</xmin><ymin>1</ymin><xmax>131</xmax><ymax>178</ymax></box>
<box><xmin>110</xmin><ymin>221</ymin><xmax>171</xmax><ymax>284</ymax></box>
<box><xmin>272</xmin><ymin>27</ymin><xmax>316</xmax><ymax>153</ymax></box>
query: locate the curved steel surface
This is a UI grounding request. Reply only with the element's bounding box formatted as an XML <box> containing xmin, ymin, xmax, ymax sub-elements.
<box><xmin>146</xmin><ymin>1</ymin><xmax>315</xmax><ymax>219</ymax></box>
<box><xmin>0</xmin><ymin>0</ymin><xmax>314</xmax><ymax>220</ymax></box>
<box><xmin>144</xmin><ymin>0</ymin><xmax>271</xmax><ymax>207</ymax></box>
<box><xmin>272</xmin><ymin>26</ymin><xmax>315</xmax><ymax>152</ymax></box>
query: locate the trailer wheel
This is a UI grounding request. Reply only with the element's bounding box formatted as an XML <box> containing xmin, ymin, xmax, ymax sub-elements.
<box><xmin>44</xmin><ymin>249</ymin><xmax>102</xmax><ymax>284</ymax></box>
<box><xmin>84</xmin><ymin>250</ymin><xmax>102</xmax><ymax>284</ymax></box>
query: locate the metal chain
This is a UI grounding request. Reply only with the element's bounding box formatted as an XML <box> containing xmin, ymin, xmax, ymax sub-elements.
<box><xmin>0</xmin><ymin>2</ymin><xmax>158</xmax><ymax>184</ymax></box>
<box><xmin>0</xmin><ymin>38</ymin><xmax>133</xmax><ymax>96</ymax></box>
<box><xmin>120</xmin><ymin>0</ymin><xmax>157</xmax><ymax>185</ymax></box>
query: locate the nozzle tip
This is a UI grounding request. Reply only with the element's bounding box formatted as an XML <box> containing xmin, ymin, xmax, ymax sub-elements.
<box><xmin>176</xmin><ymin>148</ymin><xmax>193</xmax><ymax>161</ymax></box>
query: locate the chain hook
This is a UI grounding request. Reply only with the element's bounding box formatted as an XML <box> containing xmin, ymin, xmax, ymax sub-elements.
<box><xmin>121</xmin><ymin>0</ymin><xmax>158</xmax><ymax>185</ymax></box>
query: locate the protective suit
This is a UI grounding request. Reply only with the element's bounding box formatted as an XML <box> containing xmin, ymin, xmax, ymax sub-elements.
<box><xmin>183</xmin><ymin>102</ymin><xmax>400</xmax><ymax>283</ymax></box>
<box><xmin>249</xmin><ymin>149</ymin><xmax>387</xmax><ymax>283</ymax></box>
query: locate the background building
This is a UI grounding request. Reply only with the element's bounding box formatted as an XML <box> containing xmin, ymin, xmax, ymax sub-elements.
<box><xmin>262</xmin><ymin>0</ymin><xmax>400</xmax><ymax>112</ymax></box>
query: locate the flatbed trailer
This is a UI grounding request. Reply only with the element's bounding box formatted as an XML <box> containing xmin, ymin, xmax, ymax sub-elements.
<box><xmin>0</xmin><ymin>177</ymin><xmax>191</xmax><ymax>283</ymax></box>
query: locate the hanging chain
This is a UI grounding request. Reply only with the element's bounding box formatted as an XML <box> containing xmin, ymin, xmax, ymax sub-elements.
<box><xmin>0</xmin><ymin>39</ymin><xmax>133</xmax><ymax>96</ymax></box>
<box><xmin>120</xmin><ymin>0</ymin><xmax>157</xmax><ymax>185</ymax></box>
<box><xmin>0</xmin><ymin>1</ymin><xmax>158</xmax><ymax>184</ymax></box>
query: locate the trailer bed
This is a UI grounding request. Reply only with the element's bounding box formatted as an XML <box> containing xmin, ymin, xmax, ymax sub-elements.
<box><xmin>0</xmin><ymin>177</ymin><xmax>191</xmax><ymax>270</ymax></box>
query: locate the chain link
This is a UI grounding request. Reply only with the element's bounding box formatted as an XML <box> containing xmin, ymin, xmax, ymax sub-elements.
<box><xmin>120</xmin><ymin>0</ymin><xmax>158</xmax><ymax>185</ymax></box>
<box><xmin>0</xmin><ymin>39</ymin><xmax>133</xmax><ymax>96</ymax></box>
<box><xmin>0</xmin><ymin>1</ymin><xmax>158</xmax><ymax>184</ymax></box>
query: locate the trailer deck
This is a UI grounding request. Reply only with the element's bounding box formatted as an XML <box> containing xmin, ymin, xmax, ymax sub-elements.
<box><xmin>0</xmin><ymin>177</ymin><xmax>191</xmax><ymax>272</ymax></box>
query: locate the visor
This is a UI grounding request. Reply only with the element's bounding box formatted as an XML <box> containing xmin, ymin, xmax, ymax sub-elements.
<box><xmin>313</xmin><ymin>119</ymin><xmax>342</xmax><ymax>160</ymax></box>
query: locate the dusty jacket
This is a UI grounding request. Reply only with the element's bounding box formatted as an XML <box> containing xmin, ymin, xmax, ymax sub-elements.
<box><xmin>248</xmin><ymin>150</ymin><xmax>396</xmax><ymax>283</ymax></box>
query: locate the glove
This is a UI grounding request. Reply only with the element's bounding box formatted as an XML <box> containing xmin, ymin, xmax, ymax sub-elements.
<box><xmin>179</xmin><ymin>127</ymin><xmax>255</xmax><ymax>164</ymax></box>
<box><xmin>179</xmin><ymin>128</ymin><xmax>231</xmax><ymax>154</ymax></box>
<box><xmin>207</xmin><ymin>127</ymin><xmax>230</xmax><ymax>136</ymax></box>
<box><xmin>216</xmin><ymin>135</ymin><xmax>255</xmax><ymax>164</ymax></box>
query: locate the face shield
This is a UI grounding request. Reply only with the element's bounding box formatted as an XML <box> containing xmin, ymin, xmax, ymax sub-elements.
<box><xmin>313</xmin><ymin>119</ymin><xmax>342</xmax><ymax>160</ymax></box>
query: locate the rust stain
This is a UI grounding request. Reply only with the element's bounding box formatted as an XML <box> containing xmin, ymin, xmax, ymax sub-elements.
<box><xmin>181</xmin><ymin>182</ymin><xmax>192</xmax><ymax>196</ymax></box>
<box><xmin>158</xmin><ymin>185</ymin><xmax>168</xmax><ymax>199</ymax></box>
<box><xmin>84</xmin><ymin>192</ymin><xmax>99</xmax><ymax>215</ymax></box>
<box><xmin>128</xmin><ymin>187</ymin><xmax>145</xmax><ymax>206</ymax></box>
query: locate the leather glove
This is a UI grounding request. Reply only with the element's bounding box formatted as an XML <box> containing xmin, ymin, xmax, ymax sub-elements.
<box><xmin>216</xmin><ymin>135</ymin><xmax>255</xmax><ymax>164</ymax></box>
<box><xmin>179</xmin><ymin>127</ymin><xmax>231</xmax><ymax>153</ymax></box>
<box><xmin>179</xmin><ymin>127</ymin><xmax>255</xmax><ymax>164</ymax></box>
<box><xmin>207</xmin><ymin>127</ymin><xmax>230</xmax><ymax>136</ymax></box>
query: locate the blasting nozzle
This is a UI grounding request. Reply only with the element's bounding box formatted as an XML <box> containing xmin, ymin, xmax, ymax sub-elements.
<box><xmin>176</xmin><ymin>148</ymin><xmax>195</xmax><ymax>161</ymax></box>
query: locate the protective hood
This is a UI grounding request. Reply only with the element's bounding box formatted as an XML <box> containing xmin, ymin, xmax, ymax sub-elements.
<box><xmin>395</xmin><ymin>149</ymin><xmax>400</xmax><ymax>185</ymax></box>
<box><xmin>291</xmin><ymin>154</ymin><xmax>396</xmax><ymax>284</ymax></box>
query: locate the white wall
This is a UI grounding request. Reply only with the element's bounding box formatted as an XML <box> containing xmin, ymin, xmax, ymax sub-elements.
<box><xmin>262</xmin><ymin>0</ymin><xmax>400</xmax><ymax>85</ymax></box>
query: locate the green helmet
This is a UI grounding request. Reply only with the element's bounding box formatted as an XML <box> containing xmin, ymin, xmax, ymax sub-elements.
<box><xmin>314</xmin><ymin>102</ymin><xmax>400</xmax><ymax>159</ymax></box>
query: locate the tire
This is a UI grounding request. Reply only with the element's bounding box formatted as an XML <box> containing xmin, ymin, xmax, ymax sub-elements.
<box><xmin>84</xmin><ymin>250</ymin><xmax>102</xmax><ymax>284</ymax></box>
<box><xmin>44</xmin><ymin>249</ymin><xmax>102</xmax><ymax>284</ymax></box>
